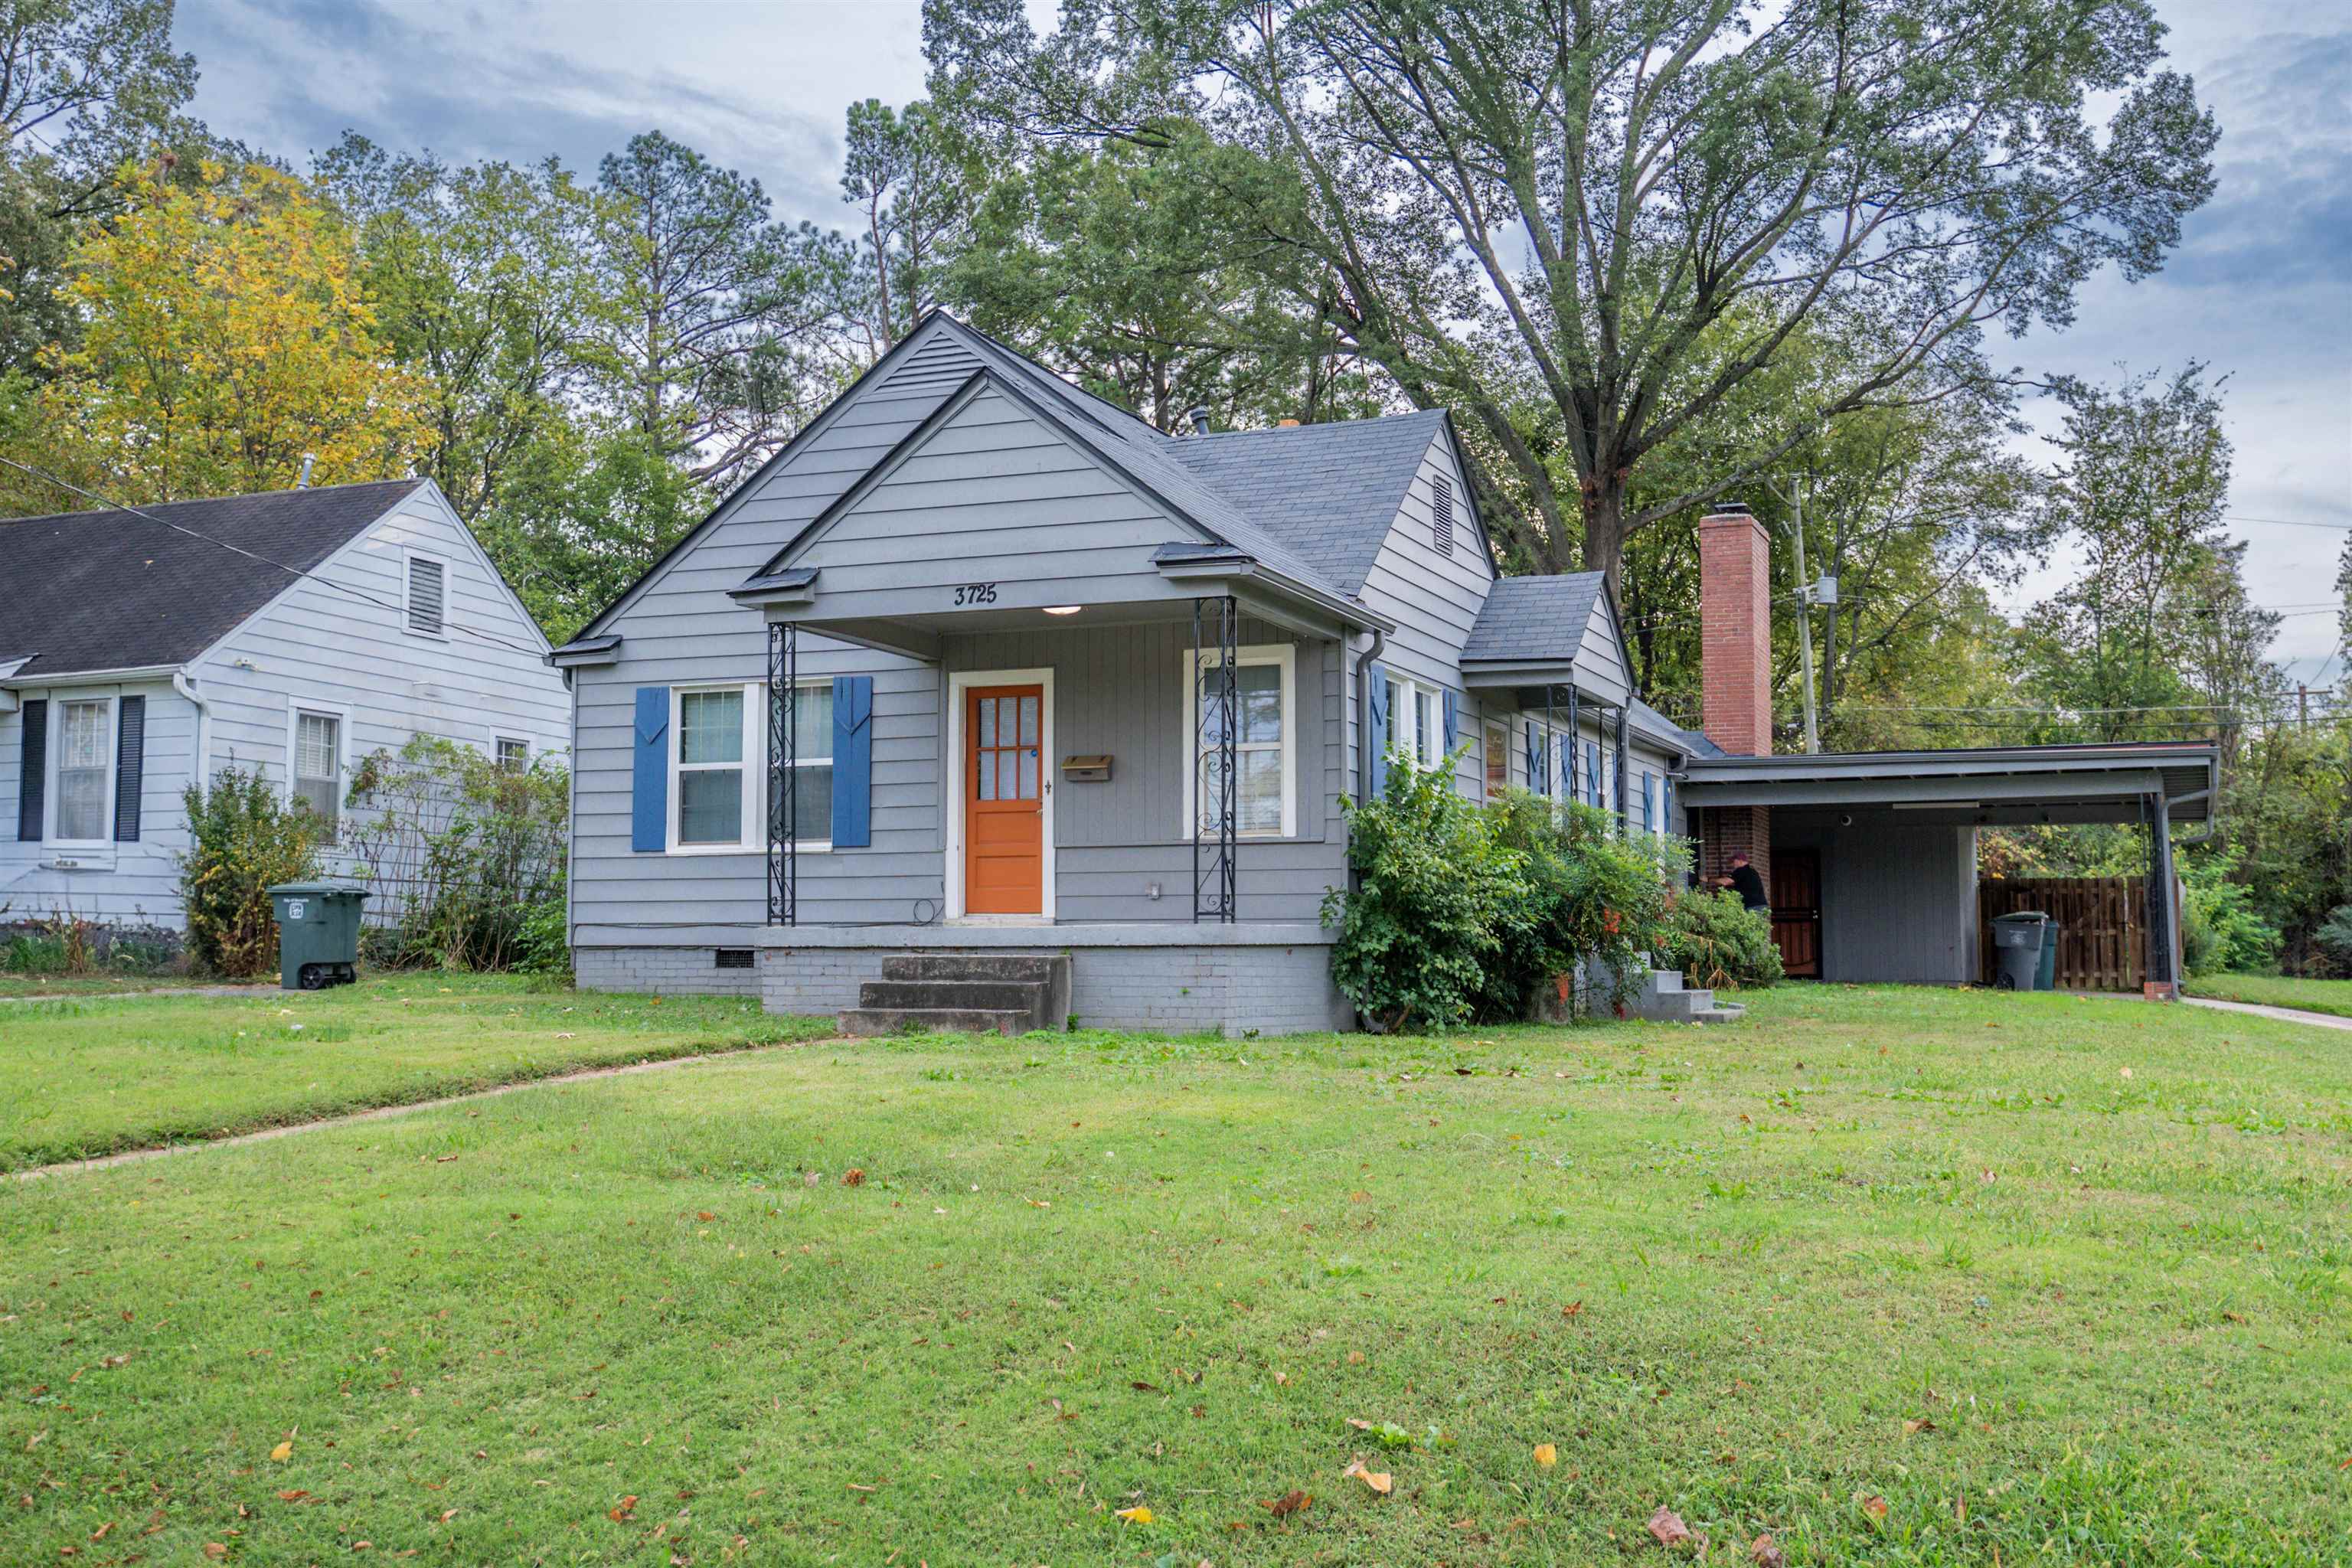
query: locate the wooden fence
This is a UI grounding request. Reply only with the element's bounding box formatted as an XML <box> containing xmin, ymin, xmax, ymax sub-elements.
<box><xmin>1977</xmin><ymin>877</ymin><xmax>2145</xmax><ymax>991</ymax></box>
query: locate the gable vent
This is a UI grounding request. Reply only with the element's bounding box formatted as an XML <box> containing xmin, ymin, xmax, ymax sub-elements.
<box><xmin>1432</xmin><ymin>475</ymin><xmax>1455</xmax><ymax>554</ymax></box>
<box><xmin>714</xmin><ymin>947</ymin><xmax>754</xmax><ymax>970</ymax></box>
<box><xmin>406</xmin><ymin>555</ymin><xmax>446</xmax><ymax>637</ymax></box>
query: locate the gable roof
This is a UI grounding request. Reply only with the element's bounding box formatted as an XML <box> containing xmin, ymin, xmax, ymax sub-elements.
<box><xmin>0</xmin><ymin>479</ymin><xmax>425</xmax><ymax>679</ymax></box>
<box><xmin>1460</xmin><ymin>572</ymin><xmax>1608</xmax><ymax>663</ymax></box>
<box><xmin>1166</xmin><ymin>410</ymin><xmax>1459</xmax><ymax>596</ymax></box>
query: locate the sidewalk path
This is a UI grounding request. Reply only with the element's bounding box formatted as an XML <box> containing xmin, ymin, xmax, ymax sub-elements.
<box><xmin>9</xmin><ymin>1036</ymin><xmax>831</xmax><ymax>1184</ymax></box>
<box><xmin>2183</xmin><ymin>995</ymin><xmax>2352</xmax><ymax>1034</ymax></box>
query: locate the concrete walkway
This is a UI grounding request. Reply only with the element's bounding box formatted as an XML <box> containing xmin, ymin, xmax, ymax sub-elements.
<box><xmin>9</xmin><ymin>1035</ymin><xmax>830</xmax><ymax>1184</ymax></box>
<box><xmin>2183</xmin><ymin>995</ymin><xmax>2352</xmax><ymax>1033</ymax></box>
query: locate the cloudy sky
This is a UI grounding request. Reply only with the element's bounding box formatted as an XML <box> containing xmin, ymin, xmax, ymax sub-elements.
<box><xmin>178</xmin><ymin>0</ymin><xmax>2350</xmax><ymax>683</ymax></box>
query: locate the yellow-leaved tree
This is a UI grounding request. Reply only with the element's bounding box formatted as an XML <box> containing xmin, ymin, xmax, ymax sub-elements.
<box><xmin>36</xmin><ymin>161</ymin><xmax>433</xmax><ymax>502</ymax></box>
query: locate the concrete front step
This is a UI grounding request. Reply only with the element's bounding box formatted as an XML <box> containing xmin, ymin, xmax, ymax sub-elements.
<box><xmin>856</xmin><ymin>978</ymin><xmax>1048</xmax><ymax>1024</ymax></box>
<box><xmin>837</xmin><ymin>1006</ymin><xmax>1035</xmax><ymax>1037</ymax></box>
<box><xmin>881</xmin><ymin>952</ymin><xmax>1063</xmax><ymax>985</ymax></box>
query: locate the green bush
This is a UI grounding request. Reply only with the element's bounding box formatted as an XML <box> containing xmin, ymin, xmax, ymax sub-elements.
<box><xmin>179</xmin><ymin>766</ymin><xmax>322</xmax><ymax>977</ymax></box>
<box><xmin>2315</xmin><ymin>905</ymin><xmax>2352</xmax><ymax>975</ymax></box>
<box><xmin>1658</xmin><ymin>890</ymin><xmax>1785</xmax><ymax>990</ymax></box>
<box><xmin>1322</xmin><ymin>757</ymin><xmax>1530</xmax><ymax>1032</ymax></box>
<box><xmin>1483</xmin><ymin>790</ymin><xmax>1684</xmax><ymax>1018</ymax></box>
<box><xmin>512</xmin><ymin>883</ymin><xmax>572</xmax><ymax>976</ymax></box>
<box><xmin>2179</xmin><ymin>853</ymin><xmax>2281</xmax><ymax>976</ymax></box>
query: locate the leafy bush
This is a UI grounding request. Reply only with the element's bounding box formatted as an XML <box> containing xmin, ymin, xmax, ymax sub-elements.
<box><xmin>1658</xmin><ymin>890</ymin><xmax>1785</xmax><ymax>990</ymax></box>
<box><xmin>1483</xmin><ymin>791</ymin><xmax>1684</xmax><ymax>1018</ymax></box>
<box><xmin>2315</xmin><ymin>905</ymin><xmax>2352</xmax><ymax>975</ymax></box>
<box><xmin>179</xmin><ymin>766</ymin><xmax>322</xmax><ymax>977</ymax></box>
<box><xmin>1322</xmin><ymin>757</ymin><xmax>1530</xmax><ymax>1032</ymax></box>
<box><xmin>344</xmin><ymin>737</ymin><xmax>569</xmax><ymax>971</ymax></box>
<box><xmin>512</xmin><ymin>883</ymin><xmax>572</xmax><ymax>977</ymax></box>
<box><xmin>2179</xmin><ymin>852</ymin><xmax>2280</xmax><ymax>976</ymax></box>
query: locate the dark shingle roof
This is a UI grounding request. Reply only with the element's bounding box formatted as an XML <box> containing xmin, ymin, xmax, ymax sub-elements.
<box><xmin>1461</xmin><ymin>572</ymin><xmax>1608</xmax><ymax>663</ymax></box>
<box><xmin>1630</xmin><ymin>697</ymin><xmax>1723</xmax><ymax>757</ymax></box>
<box><xmin>0</xmin><ymin>479</ymin><xmax>423</xmax><ymax>678</ymax></box>
<box><xmin>1166</xmin><ymin>411</ymin><xmax>1452</xmax><ymax>596</ymax></box>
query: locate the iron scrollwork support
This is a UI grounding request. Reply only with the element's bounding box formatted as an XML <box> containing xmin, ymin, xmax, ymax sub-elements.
<box><xmin>1191</xmin><ymin>594</ymin><xmax>1239</xmax><ymax>923</ymax></box>
<box><xmin>767</xmin><ymin>620</ymin><xmax>797</xmax><ymax>926</ymax></box>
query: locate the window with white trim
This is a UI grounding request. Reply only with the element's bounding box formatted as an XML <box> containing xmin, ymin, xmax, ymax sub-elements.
<box><xmin>782</xmin><ymin>682</ymin><xmax>834</xmax><ymax>845</ymax></box>
<box><xmin>292</xmin><ymin>710</ymin><xmax>342</xmax><ymax>841</ymax></box>
<box><xmin>674</xmin><ymin>686</ymin><xmax>751</xmax><ymax>848</ymax></box>
<box><xmin>53</xmin><ymin>697</ymin><xmax>113</xmax><ymax>842</ymax></box>
<box><xmin>404</xmin><ymin>551</ymin><xmax>448</xmax><ymax>639</ymax></box>
<box><xmin>1185</xmin><ymin>645</ymin><xmax>1295</xmax><ymax>838</ymax></box>
<box><xmin>495</xmin><ymin>736</ymin><xmax>528</xmax><ymax>771</ymax></box>
<box><xmin>1383</xmin><ymin>676</ymin><xmax>1445</xmax><ymax>769</ymax></box>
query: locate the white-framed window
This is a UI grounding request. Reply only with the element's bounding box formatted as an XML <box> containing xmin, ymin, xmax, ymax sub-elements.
<box><xmin>1184</xmin><ymin>643</ymin><xmax>1295</xmax><ymax>838</ymax></box>
<box><xmin>1384</xmin><ymin>676</ymin><xmax>1447</xmax><ymax>769</ymax></box>
<box><xmin>403</xmin><ymin>549</ymin><xmax>449</xmax><ymax>639</ymax></box>
<box><xmin>495</xmin><ymin>736</ymin><xmax>529</xmax><ymax>771</ymax></box>
<box><xmin>51</xmin><ymin>696</ymin><xmax>115</xmax><ymax>844</ymax></box>
<box><xmin>666</xmin><ymin>682</ymin><xmax>830</xmax><ymax>854</ymax></box>
<box><xmin>289</xmin><ymin>705</ymin><xmax>345</xmax><ymax>843</ymax></box>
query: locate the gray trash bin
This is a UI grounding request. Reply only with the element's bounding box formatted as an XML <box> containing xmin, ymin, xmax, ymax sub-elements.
<box><xmin>2035</xmin><ymin>920</ymin><xmax>2062</xmax><ymax>991</ymax></box>
<box><xmin>267</xmin><ymin>881</ymin><xmax>370</xmax><ymax>991</ymax></box>
<box><xmin>1990</xmin><ymin>911</ymin><xmax>2049</xmax><ymax>991</ymax></box>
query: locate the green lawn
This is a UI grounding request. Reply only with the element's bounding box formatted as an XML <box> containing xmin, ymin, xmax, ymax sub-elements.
<box><xmin>2187</xmin><ymin>972</ymin><xmax>2352</xmax><ymax>1019</ymax></box>
<box><xmin>2</xmin><ymin>985</ymin><xmax>2344</xmax><ymax>1564</ymax></box>
<box><xmin>0</xmin><ymin>972</ymin><xmax>269</xmax><ymax>1000</ymax></box>
<box><xmin>0</xmin><ymin>975</ymin><xmax>829</xmax><ymax>1171</ymax></box>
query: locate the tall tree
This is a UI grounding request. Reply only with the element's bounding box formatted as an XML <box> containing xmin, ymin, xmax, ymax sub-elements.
<box><xmin>591</xmin><ymin>131</ymin><xmax>836</xmax><ymax>492</ymax></box>
<box><xmin>927</xmin><ymin>0</ymin><xmax>2218</xmax><ymax>593</ymax></box>
<box><xmin>313</xmin><ymin>135</ymin><xmax>619</xmax><ymax>524</ymax></box>
<box><xmin>837</xmin><ymin>98</ymin><xmax>969</xmax><ymax>358</ymax></box>
<box><xmin>31</xmin><ymin>161</ymin><xmax>432</xmax><ymax>502</ymax></box>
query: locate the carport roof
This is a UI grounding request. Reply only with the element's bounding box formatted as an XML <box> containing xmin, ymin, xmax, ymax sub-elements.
<box><xmin>1677</xmin><ymin>741</ymin><xmax>2218</xmax><ymax>822</ymax></box>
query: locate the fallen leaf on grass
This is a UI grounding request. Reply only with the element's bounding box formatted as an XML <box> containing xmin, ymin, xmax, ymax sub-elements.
<box><xmin>1261</xmin><ymin>1490</ymin><xmax>1311</xmax><ymax>1518</ymax></box>
<box><xmin>697</xmin><ymin>1211</ymin><xmax>717</xmax><ymax>1223</ymax></box>
<box><xmin>1562</xmin><ymin>1300</ymin><xmax>1584</xmax><ymax>1319</ymax></box>
<box><xmin>1751</xmin><ymin>1533</ymin><xmax>1785</xmax><ymax>1567</ymax></box>
<box><xmin>270</xmin><ymin>1440</ymin><xmax>293</xmax><ymax>1462</ymax></box>
<box><xmin>841</xmin><ymin>1168</ymin><xmax>866</xmax><ymax>1187</ymax></box>
<box><xmin>1904</xmin><ymin>1418</ymin><xmax>1936</xmax><ymax>1436</ymax></box>
<box><xmin>204</xmin><ymin>1546</ymin><xmax>227</xmax><ymax>1561</ymax></box>
<box><xmin>1648</xmin><ymin>1505</ymin><xmax>1691</xmax><ymax>1546</ymax></box>
<box><xmin>609</xmin><ymin>1495</ymin><xmax>638</xmax><ymax>1522</ymax></box>
<box><xmin>100</xmin><ymin>1353</ymin><xmax>133</xmax><ymax>1368</ymax></box>
<box><xmin>1341</xmin><ymin>1460</ymin><xmax>1393</xmax><ymax>1495</ymax></box>
<box><xmin>278</xmin><ymin>1490</ymin><xmax>309</xmax><ymax>1501</ymax></box>
<box><xmin>1861</xmin><ymin>1494</ymin><xmax>1890</xmax><ymax>1521</ymax></box>
<box><xmin>1533</xmin><ymin>1444</ymin><xmax>1558</xmax><ymax>1467</ymax></box>
<box><xmin>1114</xmin><ymin>1505</ymin><xmax>1154</xmax><ymax>1524</ymax></box>
<box><xmin>89</xmin><ymin>1522</ymin><xmax>113</xmax><ymax>1541</ymax></box>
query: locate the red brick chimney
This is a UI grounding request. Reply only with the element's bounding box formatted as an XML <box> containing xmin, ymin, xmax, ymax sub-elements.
<box><xmin>1697</xmin><ymin>502</ymin><xmax>1772</xmax><ymax>891</ymax></box>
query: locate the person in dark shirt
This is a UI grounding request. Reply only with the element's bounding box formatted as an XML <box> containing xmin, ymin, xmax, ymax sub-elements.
<box><xmin>1717</xmin><ymin>851</ymin><xmax>1769</xmax><ymax>913</ymax></box>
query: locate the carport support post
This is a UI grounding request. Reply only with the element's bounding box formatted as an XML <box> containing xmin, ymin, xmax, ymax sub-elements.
<box><xmin>2145</xmin><ymin>792</ymin><xmax>2177</xmax><ymax>1000</ymax></box>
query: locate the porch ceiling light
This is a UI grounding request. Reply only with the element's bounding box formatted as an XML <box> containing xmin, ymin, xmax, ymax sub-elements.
<box><xmin>1042</xmin><ymin>605</ymin><xmax>1082</xmax><ymax>616</ymax></box>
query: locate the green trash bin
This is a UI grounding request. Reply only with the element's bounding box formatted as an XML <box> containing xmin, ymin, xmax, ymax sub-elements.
<box><xmin>267</xmin><ymin>881</ymin><xmax>369</xmax><ymax>991</ymax></box>
<box><xmin>1989</xmin><ymin>911</ymin><xmax>2048</xmax><ymax>991</ymax></box>
<box><xmin>2035</xmin><ymin>920</ymin><xmax>2062</xmax><ymax>991</ymax></box>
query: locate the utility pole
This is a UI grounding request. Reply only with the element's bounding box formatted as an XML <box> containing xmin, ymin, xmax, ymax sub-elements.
<box><xmin>1788</xmin><ymin>478</ymin><xmax>1821</xmax><ymax>755</ymax></box>
<box><xmin>2298</xmin><ymin>684</ymin><xmax>2310</xmax><ymax>730</ymax></box>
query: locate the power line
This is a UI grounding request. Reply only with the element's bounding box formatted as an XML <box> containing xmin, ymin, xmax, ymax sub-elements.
<box><xmin>2223</xmin><ymin>515</ymin><xmax>2352</xmax><ymax>531</ymax></box>
<box><xmin>0</xmin><ymin>456</ymin><xmax>550</xmax><ymax>662</ymax></box>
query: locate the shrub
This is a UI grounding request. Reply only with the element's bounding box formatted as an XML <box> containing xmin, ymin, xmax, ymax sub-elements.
<box><xmin>2178</xmin><ymin>854</ymin><xmax>2280</xmax><ymax>976</ymax></box>
<box><xmin>1658</xmin><ymin>890</ymin><xmax>1785</xmax><ymax>990</ymax></box>
<box><xmin>1322</xmin><ymin>757</ymin><xmax>1530</xmax><ymax>1032</ymax></box>
<box><xmin>343</xmin><ymin>737</ymin><xmax>569</xmax><ymax>971</ymax></box>
<box><xmin>512</xmin><ymin>882</ymin><xmax>571</xmax><ymax>976</ymax></box>
<box><xmin>179</xmin><ymin>766</ymin><xmax>322</xmax><ymax>977</ymax></box>
<box><xmin>1483</xmin><ymin>791</ymin><xmax>1685</xmax><ymax>1018</ymax></box>
<box><xmin>2315</xmin><ymin>905</ymin><xmax>2352</xmax><ymax>974</ymax></box>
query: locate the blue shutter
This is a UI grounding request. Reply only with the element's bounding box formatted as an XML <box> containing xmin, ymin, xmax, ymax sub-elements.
<box><xmin>1641</xmin><ymin>774</ymin><xmax>1655</xmax><ymax>831</ymax></box>
<box><xmin>631</xmin><ymin>687</ymin><xmax>668</xmax><ymax>853</ymax></box>
<box><xmin>1663</xmin><ymin>776</ymin><xmax>1675</xmax><ymax>834</ymax></box>
<box><xmin>1524</xmin><ymin>722</ymin><xmax>1543</xmax><ymax>795</ymax></box>
<box><xmin>830</xmin><ymin>675</ymin><xmax>873</xmax><ymax>848</ymax></box>
<box><xmin>18</xmin><ymin>698</ymin><xmax>47</xmax><ymax>841</ymax></box>
<box><xmin>1440</xmin><ymin>688</ymin><xmax>1459</xmax><ymax>753</ymax></box>
<box><xmin>1366</xmin><ymin>665</ymin><xmax>1390</xmax><ymax>798</ymax></box>
<box><xmin>113</xmin><ymin>695</ymin><xmax>145</xmax><ymax>842</ymax></box>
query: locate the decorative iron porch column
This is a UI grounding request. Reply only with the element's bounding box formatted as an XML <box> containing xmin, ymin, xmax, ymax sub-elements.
<box><xmin>767</xmin><ymin>620</ymin><xmax>797</xmax><ymax>926</ymax></box>
<box><xmin>1614</xmin><ymin>701</ymin><xmax>1631</xmax><ymax>832</ymax></box>
<box><xmin>1191</xmin><ymin>594</ymin><xmax>1238</xmax><ymax>923</ymax></box>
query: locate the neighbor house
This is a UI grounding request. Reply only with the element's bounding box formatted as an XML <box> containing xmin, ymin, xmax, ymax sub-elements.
<box><xmin>554</xmin><ymin>313</ymin><xmax>2215</xmax><ymax>1031</ymax></box>
<box><xmin>2</xmin><ymin>479</ymin><xmax>570</xmax><ymax>937</ymax></box>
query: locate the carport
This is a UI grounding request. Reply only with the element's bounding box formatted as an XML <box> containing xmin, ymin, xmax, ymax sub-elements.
<box><xmin>1674</xmin><ymin>743</ymin><xmax>2220</xmax><ymax>997</ymax></box>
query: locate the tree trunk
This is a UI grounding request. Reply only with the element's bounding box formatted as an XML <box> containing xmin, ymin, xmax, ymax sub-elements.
<box><xmin>1582</xmin><ymin>479</ymin><xmax>1628</xmax><ymax>600</ymax></box>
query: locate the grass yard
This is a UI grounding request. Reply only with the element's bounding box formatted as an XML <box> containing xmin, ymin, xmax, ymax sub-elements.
<box><xmin>0</xmin><ymin>973</ymin><xmax>270</xmax><ymax>1000</ymax></box>
<box><xmin>2</xmin><ymin>985</ymin><xmax>2346</xmax><ymax>1564</ymax></box>
<box><xmin>0</xmin><ymin>975</ymin><xmax>828</xmax><ymax>1171</ymax></box>
<box><xmin>2187</xmin><ymin>972</ymin><xmax>2352</xmax><ymax>1019</ymax></box>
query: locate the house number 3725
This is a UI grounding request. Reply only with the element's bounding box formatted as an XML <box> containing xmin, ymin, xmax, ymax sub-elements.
<box><xmin>952</xmin><ymin>582</ymin><xmax>998</xmax><ymax>606</ymax></box>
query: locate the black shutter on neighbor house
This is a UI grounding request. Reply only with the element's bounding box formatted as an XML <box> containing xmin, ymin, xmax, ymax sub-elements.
<box><xmin>113</xmin><ymin>694</ymin><xmax>145</xmax><ymax>842</ymax></box>
<box><xmin>17</xmin><ymin>698</ymin><xmax>46</xmax><ymax>841</ymax></box>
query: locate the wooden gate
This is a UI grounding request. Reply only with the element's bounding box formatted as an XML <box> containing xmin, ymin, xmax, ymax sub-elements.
<box><xmin>1977</xmin><ymin>877</ymin><xmax>2144</xmax><ymax>991</ymax></box>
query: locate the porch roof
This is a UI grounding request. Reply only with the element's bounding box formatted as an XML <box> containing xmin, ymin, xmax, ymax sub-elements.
<box><xmin>1676</xmin><ymin>741</ymin><xmax>2219</xmax><ymax>825</ymax></box>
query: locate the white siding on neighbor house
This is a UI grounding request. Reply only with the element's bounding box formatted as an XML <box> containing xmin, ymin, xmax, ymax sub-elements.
<box><xmin>2</xmin><ymin>483</ymin><xmax>567</xmax><ymax>929</ymax></box>
<box><xmin>0</xmin><ymin>678</ymin><xmax>193</xmax><ymax>926</ymax></box>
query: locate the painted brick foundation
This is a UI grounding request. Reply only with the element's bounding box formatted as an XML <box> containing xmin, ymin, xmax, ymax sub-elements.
<box><xmin>578</xmin><ymin>936</ymin><xmax>1352</xmax><ymax>1037</ymax></box>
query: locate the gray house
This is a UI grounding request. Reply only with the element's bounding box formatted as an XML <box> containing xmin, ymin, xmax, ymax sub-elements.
<box><xmin>2</xmin><ymin>479</ymin><xmax>570</xmax><ymax>935</ymax></box>
<box><xmin>556</xmin><ymin>314</ymin><xmax>2215</xmax><ymax>1031</ymax></box>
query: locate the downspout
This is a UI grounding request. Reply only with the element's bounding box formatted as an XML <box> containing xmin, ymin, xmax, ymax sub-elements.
<box><xmin>1353</xmin><ymin>627</ymin><xmax>1386</xmax><ymax>801</ymax></box>
<box><xmin>172</xmin><ymin>669</ymin><xmax>209</xmax><ymax>787</ymax></box>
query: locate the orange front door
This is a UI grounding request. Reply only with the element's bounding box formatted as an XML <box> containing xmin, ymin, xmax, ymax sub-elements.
<box><xmin>964</xmin><ymin>684</ymin><xmax>1044</xmax><ymax>914</ymax></box>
